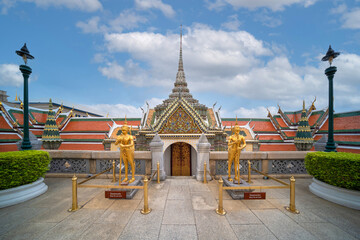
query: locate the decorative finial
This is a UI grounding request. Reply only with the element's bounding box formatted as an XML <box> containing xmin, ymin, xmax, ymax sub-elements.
<box><xmin>178</xmin><ymin>24</ymin><xmax>184</xmax><ymax>71</ymax></box>
<box><xmin>124</xmin><ymin>115</ymin><xmax>127</xmax><ymax>125</ymax></box>
<box><xmin>235</xmin><ymin>115</ymin><xmax>238</xmax><ymax>126</ymax></box>
<box><xmin>16</xmin><ymin>43</ymin><xmax>34</xmax><ymax>65</ymax></box>
<box><xmin>15</xmin><ymin>93</ymin><xmax>19</xmax><ymax>102</ymax></box>
<box><xmin>321</xmin><ymin>45</ymin><xmax>340</xmax><ymax>66</ymax></box>
<box><xmin>303</xmin><ymin>100</ymin><xmax>305</xmax><ymax>111</ymax></box>
<box><xmin>49</xmin><ymin>98</ymin><xmax>53</xmax><ymax>111</ymax></box>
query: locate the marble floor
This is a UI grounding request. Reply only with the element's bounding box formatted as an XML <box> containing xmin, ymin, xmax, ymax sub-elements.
<box><xmin>0</xmin><ymin>177</ymin><xmax>359</xmax><ymax>240</ymax></box>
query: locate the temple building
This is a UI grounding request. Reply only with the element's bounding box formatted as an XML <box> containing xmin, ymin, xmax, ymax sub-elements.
<box><xmin>1</xmin><ymin>32</ymin><xmax>360</xmax><ymax>158</ymax></box>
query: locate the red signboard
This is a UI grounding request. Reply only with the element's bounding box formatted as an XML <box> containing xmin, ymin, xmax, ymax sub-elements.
<box><xmin>244</xmin><ymin>192</ymin><xmax>266</xmax><ymax>200</ymax></box>
<box><xmin>105</xmin><ymin>191</ymin><xmax>127</xmax><ymax>199</ymax></box>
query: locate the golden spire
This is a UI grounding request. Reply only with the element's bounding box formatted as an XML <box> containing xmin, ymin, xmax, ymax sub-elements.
<box><xmin>303</xmin><ymin>100</ymin><xmax>305</xmax><ymax>111</ymax></box>
<box><xmin>15</xmin><ymin>93</ymin><xmax>19</xmax><ymax>102</ymax></box>
<box><xmin>178</xmin><ymin>24</ymin><xmax>183</xmax><ymax>71</ymax></box>
<box><xmin>122</xmin><ymin>115</ymin><xmax>129</xmax><ymax>131</ymax></box>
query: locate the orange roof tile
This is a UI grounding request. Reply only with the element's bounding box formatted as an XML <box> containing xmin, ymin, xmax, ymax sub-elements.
<box><xmin>0</xmin><ymin>133</ymin><xmax>20</xmax><ymax>140</ymax></box>
<box><xmin>259</xmin><ymin>144</ymin><xmax>297</xmax><ymax>151</ymax></box>
<box><xmin>275</xmin><ymin>116</ymin><xmax>287</xmax><ymax>128</ymax></box>
<box><xmin>59</xmin><ymin>143</ymin><xmax>104</xmax><ymax>151</ymax></box>
<box><xmin>61</xmin><ymin>134</ymin><xmax>105</xmax><ymax>140</ymax></box>
<box><xmin>257</xmin><ymin>135</ymin><xmax>282</xmax><ymax>141</ymax></box>
<box><xmin>30</xmin><ymin>111</ymin><xmax>48</xmax><ymax>124</ymax></box>
<box><xmin>320</xmin><ymin>115</ymin><xmax>360</xmax><ymax>131</ymax></box>
<box><xmin>0</xmin><ymin>114</ymin><xmax>12</xmax><ymax>129</ymax></box>
<box><xmin>0</xmin><ymin>144</ymin><xmax>18</xmax><ymax>152</ymax></box>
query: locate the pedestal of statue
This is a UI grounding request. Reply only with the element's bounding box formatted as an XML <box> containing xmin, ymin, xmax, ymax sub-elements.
<box><xmin>106</xmin><ymin>176</ymin><xmax>143</xmax><ymax>199</ymax></box>
<box><xmin>222</xmin><ymin>176</ymin><xmax>254</xmax><ymax>199</ymax></box>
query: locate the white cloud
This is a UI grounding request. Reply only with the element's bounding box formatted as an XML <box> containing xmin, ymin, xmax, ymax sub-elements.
<box><xmin>81</xmin><ymin>103</ymin><xmax>142</xmax><ymax>118</ymax></box>
<box><xmin>98</xmin><ymin>61</ymin><xmax>125</xmax><ymax>82</ymax></box>
<box><xmin>234</xmin><ymin>106</ymin><xmax>277</xmax><ymax>118</ymax></box>
<box><xmin>221</xmin><ymin>14</ymin><xmax>241</xmax><ymax>31</ymax></box>
<box><xmin>1</xmin><ymin>0</ymin><xmax>102</xmax><ymax>13</ymax></box>
<box><xmin>0</xmin><ymin>64</ymin><xmax>23</xmax><ymax>87</ymax></box>
<box><xmin>330</xmin><ymin>4</ymin><xmax>347</xmax><ymax>14</ymax></box>
<box><xmin>341</xmin><ymin>8</ymin><xmax>360</xmax><ymax>29</ymax></box>
<box><xmin>206</xmin><ymin>0</ymin><xmax>317</xmax><ymax>11</ymax></box>
<box><xmin>98</xmin><ymin>24</ymin><xmax>360</xmax><ymax>113</ymax></box>
<box><xmin>79</xmin><ymin>98</ymin><xmax>164</xmax><ymax>118</ymax></box>
<box><xmin>109</xmin><ymin>10</ymin><xmax>148</xmax><ymax>32</ymax></box>
<box><xmin>103</xmin><ymin>24</ymin><xmax>271</xmax><ymax>83</ymax></box>
<box><xmin>254</xmin><ymin>10</ymin><xmax>282</xmax><ymax>28</ymax></box>
<box><xmin>135</xmin><ymin>0</ymin><xmax>175</xmax><ymax>18</ymax></box>
<box><xmin>77</xmin><ymin>10</ymin><xmax>147</xmax><ymax>34</ymax></box>
<box><xmin>76</xmin><ymin>16</ymin><xmax>107</xmax><ymax>34</ymax></box>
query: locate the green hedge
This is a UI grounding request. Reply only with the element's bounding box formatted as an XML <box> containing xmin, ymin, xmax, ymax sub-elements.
<box><xmin>305</xmin><ymin>152</ymin><xmax>360</xmax><ymax>191</ymax></box>
<box><xmin>0</xmin><ymin>150</ymin><xmax>51</xmax><ymax>190</ymax></box>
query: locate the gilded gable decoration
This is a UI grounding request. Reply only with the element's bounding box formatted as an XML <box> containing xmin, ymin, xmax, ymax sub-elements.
<box><xmin>159</xmin><ymin>106</ymin><xmax>202</xmax><ymax>134</ymax></box>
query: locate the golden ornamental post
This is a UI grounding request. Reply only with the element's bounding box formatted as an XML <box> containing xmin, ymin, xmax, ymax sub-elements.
<box><xmin>285</xmin><ymin>176</ymin><xmax>300</xmax><ymax>214</ymax></box>
<box><xmin>215</xmin><ymin>178</ymin><xmax>226</xmax><ymax>215</ymax></box>
<box><xmin>119</xmin><ymin>156</ymin><xmax>122</xmax><ymax>185</ymax></box>
<box><xmin>157</xmin><ymin>161</ymin><xmax>160</xmax><ymax>184</ymax></box>
<box><xmin>112</xmin><ymin>160</ymin><xmax>116</xmax><ymax>182</ymax></box>
<box><xmin>247</xmin><ymin>160</ymin><xmax>252</xmax><ymax>183</ymax></box>
<box><xmin>68</xmin><ymin>174</ymin><xmax>79</xmax><ymax>212</ymax></box>
<box><xmin>141</xmin><ymin>177</ymin><xmax>151</xmax><ymax>214</ymax></box>
<box><xmin>204</xmin><ymin>162</ymin><xmax>207</xmax><ymax>184</ymax></box>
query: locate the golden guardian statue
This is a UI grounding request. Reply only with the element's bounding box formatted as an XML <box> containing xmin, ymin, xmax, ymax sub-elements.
<box><xmin>115</xmin><ymin>118</ymin><xmax>135</xmax><ymax>184</ymax></box>
<box><xmin>228</xmin><ymin>119</ymin><xmax>246</xmax><ymax>182</ymax></box>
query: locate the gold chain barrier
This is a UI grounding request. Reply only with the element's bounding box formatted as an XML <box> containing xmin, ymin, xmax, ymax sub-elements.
<box><xmin>68</xmin><ymin>162</ymin><xmax>152</xmax><ymax>215</ymax></box>
<box><xmin>216</xmin><ymin>162</ymin><xmax>300</xmax><ymax>215</ymax></box>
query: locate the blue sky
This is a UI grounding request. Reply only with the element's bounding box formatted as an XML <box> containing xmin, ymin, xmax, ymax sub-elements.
<box><xmin>0</xmin><ymin>0</ymin><xmax>359</xmax><ymax>118</ymax></box>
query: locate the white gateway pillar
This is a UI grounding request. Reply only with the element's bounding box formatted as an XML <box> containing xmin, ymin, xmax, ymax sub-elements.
<box><xmin>149</xmin><ymin>133</ymin><xmax>166</xmax><ymax>180</ymax></box>
<box><xmin>196</xmin><ymin>133</ymin><xmax>211</xmax><ymax>181</ymax></box>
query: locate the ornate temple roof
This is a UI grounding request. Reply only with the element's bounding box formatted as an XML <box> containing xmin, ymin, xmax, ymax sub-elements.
<box><xmin>154</xmin><ymin>26</ymin><xmax>207</xmax><ymax>118</ymax></box>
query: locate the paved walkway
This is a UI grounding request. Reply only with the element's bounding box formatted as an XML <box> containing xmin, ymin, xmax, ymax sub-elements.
<box><xmin>0</xmin><ymin>177</ymin><xmax>359</xmax><ymax>240</ymax></box>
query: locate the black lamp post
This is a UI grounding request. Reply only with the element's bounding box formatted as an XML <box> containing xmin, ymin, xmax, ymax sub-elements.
<box><xmin>321</xmin><ymin>45</ymin><xmax>340</xmax><ymax>152</ymax></box>
<box><xmin>16</xmin><ymin>43</ymin><xmax>34</xmax><ymax>150</ymax></box>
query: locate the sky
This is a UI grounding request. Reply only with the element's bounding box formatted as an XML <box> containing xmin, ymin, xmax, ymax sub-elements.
<box><xmin>0</xmin><ymin>0</ymin><xmax>359</xmax><ymax>118</ymax></box>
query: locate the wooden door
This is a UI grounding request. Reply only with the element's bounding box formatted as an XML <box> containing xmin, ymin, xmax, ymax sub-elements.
<box><xmin>171</xmin><ymin>142</ymin><xmax>191</xmax><ymax>176</ymax></box>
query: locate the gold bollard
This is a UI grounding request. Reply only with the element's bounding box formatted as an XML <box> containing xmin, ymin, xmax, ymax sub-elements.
<box><xmin>247</xmin><ymin>160</ymin><xmax>252</xmax><ymax>183</ymax></box>
<box><xmin>68</xmin><ymin>174</ymin><xmax>79</xmax><ymax>212</ymax></box>
<box><xmin>204</xmin><ymin>162</ymin><xmax>207</xmax><ymax>184</ymax></box>
<box><xmin>112</xmin><ymin>160</ymin><xmax>116</xmax><ymax>182</ymax></box>
<box><xmin>285</xmin><ymin>176</ymin><xmax>300</xmax><ymax>214</ymax></box>
<box><xmin>157</xmin><ymin>161</ymin><xmax>160</xmax><ymax>184</ymax></box>
<box><xmin>141</xmin><ymin>177</ymin><xmax>152</xmax><ymax>215</ymax></box>
<box><xmin>215</xmin><ymin>178</ymin><xmax>226</xmax><ymax>215</ymax></box>
<box><xmin>119</xmin><ymin>158</ymin><xmax>122</xmax><ymax>184</ymax></box>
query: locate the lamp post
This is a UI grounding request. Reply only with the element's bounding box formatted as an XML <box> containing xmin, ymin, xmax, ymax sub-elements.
<box><xmin>321</xmin><ymin>45</ymin><xmax>340</xmax><ymax>152</ymax></box>
<box><xmin>16</xmin><ymin>43</ymin><xmax>34</xmax><ymax>150</ymax></box>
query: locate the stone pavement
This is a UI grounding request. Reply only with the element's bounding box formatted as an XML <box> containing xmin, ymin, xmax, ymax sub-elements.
<box><xmin>0</xmin><ymin>177</ymin><xmax>359</xmax><ymax>240</ymax></box>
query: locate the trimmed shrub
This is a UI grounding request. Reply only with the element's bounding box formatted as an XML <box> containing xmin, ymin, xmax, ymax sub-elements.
<box><xmin>0</xmin><ymin>150</ymin><xmax>51</xmax><ymax>190</ymax></box>
<box><xmin>305</xmin><ymin>152</ymin><xmax>360</xmax><ymax>191</ymax></box>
